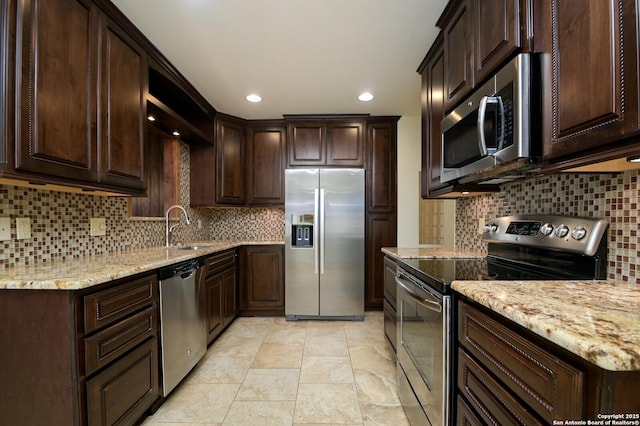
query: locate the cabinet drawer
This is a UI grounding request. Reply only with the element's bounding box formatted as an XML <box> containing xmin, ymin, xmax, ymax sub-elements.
<box><xmin>456</xmin><ymin>395</ymin><xmax>483</xmax><ymax>426</ymax></box>
<box><xmin>204</xmin><ymin>250</ymin><xmax>235</xmax><ymax>276</ymax></box>
<box><xmin>85</xmin><ymin>305</ymin><xmax>157</xmax><ymax>376</ymax></box>
<box><xmin>458</xmin><ymin>301</ymin><xmax>584</xmax><ymax>423</ymax></box>
<box><xmin>84</xmin><ymin>274</ymin><xmax>157</xmax><ymax>333</ymax></box>
<box><xmin>458</xmin><ymin>348</ymin><xmax>544</xmax><ymax>426</ymax></box>
<box><xmin>383</xmin><ymin>299</ymin><xmax>397</xmax><ymax>352</ymax></box>
<box><xmin>86</xmin><ymin>337</ymin><xmax>159</xmax><ymax>426</ymax></box>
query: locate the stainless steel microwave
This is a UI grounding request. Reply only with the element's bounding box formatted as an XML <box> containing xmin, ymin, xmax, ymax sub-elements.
<box><xmin>440</xmin><ymin>53</ymin><xmax>544</xmax><ymax>184</ymax></box>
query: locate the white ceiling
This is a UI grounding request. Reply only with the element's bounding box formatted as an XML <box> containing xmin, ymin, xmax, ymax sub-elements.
<box><xmin>111</xmin><ymin>0</ymin><xmax>447</xmax><ymax>120</ymax></box>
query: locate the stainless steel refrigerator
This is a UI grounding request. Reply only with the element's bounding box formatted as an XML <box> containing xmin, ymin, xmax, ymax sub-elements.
<box><xmin>285</xmin><ymin>168</ymin><xmax>365</xmax><ymax>320</ymax></box>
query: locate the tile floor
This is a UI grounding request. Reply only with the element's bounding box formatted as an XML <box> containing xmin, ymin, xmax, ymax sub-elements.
<box><xmin>141</xmin><ymin>311</ymin><xmax>410</xmax><ymax>425</ymax></box>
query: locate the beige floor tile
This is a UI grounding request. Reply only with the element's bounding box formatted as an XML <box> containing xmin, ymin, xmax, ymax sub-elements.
<box><xmin>349</xmin><ymin>342</ymin><xmax>396</xmax><ymax>374</ymax></box>
<box><xmin>294</xmin><ymin>383</ymin><xmax>362</xmax><ymax>424</ymax></box>
<box><xmin>148</xmin><ymin>383</ymin><xmax>238</xmax><ymax>423</ymax></box>
<box><xmin>360</xmin><ymin>402</ymin><xmax>411</xmax><ymax>426</ymax></box>
<box><xmin>353</xmin><ymin>369</ymin><xmax>399</xmax><ymax>404</ymax></box>
<box><xmin>299</xmin><ymin>356</ymin><xmax>354</xmax><ymax>384</ymax></box>
<box><xmin>304</xmin><ymin>326</ymin><xmax>350</xmax><ymax>357</ymax></box>
<box><xmin>262</xmin><ymin>326</ymin><xmax>307</xmax><ymax>346</ymax></box>
<box><xmin>252</xmin><ymin>342</ymin><xmax>304</xmax><ymax>368</ymax></box>
<box><xmin>222</xmin><ymin>400</ymin><xmax>295</xmax><ymax>425</ymax></box>
<box><xmin>186</xmin><ymin>355</ymin><xmax>253</xmax><ymax>384</ymax></box>
<box><xmin>207</xmin><ymin>331</ymin><xmax>265</xmax><ymax>357</ymax></box>
<box><xmin>236</xmin><ymin>368</ymin><xmax>300</xmax><ymax>401</ymax></box>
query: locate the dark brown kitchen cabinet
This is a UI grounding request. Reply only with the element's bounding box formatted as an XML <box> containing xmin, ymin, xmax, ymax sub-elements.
<box><xmin>541</xmin><ymin>0</ymin><xmax>640</xmax><ymax>166</ymax></box>
<box><xmin>203</xmin><ymin>249</ymin><xmax>237</xmax><ymax>344</ymax></box>
<box><xmin>239</xmin><ymin>245</ymin><xmax>285</xmax><ymax>316</ymax></box>
<box><xmin>286</xmin><ymin>117</ymin><xmax>365</xmax><ymax>167</ymax></box>
<box><xmin>216</xmin><ymin>114</ymin><xmax>246</xmax><ymax>205</ymax></box>
<box><xmin>383</xmin><ymin>256</ymin><xmax>397</xmax><ymax>352</ymax></box>
<box><xmin>246</xmin><ymin>122</ymin><xmax>286</xmax><ymax>205</ymax></box>
<box><xmin>191</xmin><ymin>117</ymin><xmax>286</xmax><ymax>207</ymax></box>
<box><xmin>0</xmin><ymin>272</ymin><xmax>160</xmax><ymax>425</ymax></box>
<box><xmin>364</xmin><ymin>117</ymin><xmax>398</xmax><ymax>311</ymax></box>
<box><xmin>97</xmin><ymin>14</ymin><xmax>146</xmax><ymax>191</ymax></box>
<box><xmin>365</xmin><ymin>213</ymin><xmax>396</xmax><ymax>310</ymax></box>
<box><xmin>3</xmin><ymin>0</ymin><xmax>147</xmax><ymax>194</ymax></box>
<box><xmin>457</xmin><ymin>299</ymin><xmax>640</xmax><ymax>422</ymax></box>
<box><xmin>418</xmin><ymin>34</ymin><xmax>497</xmax><ymax>198</ymax></box>
<box><xmin>440</xmin><ymin>0</ymin><xmax>473</xmax><ymax>111</ymax></box>
<box><xmin>438</xmin><ymin>0</ymin><xmax>528</xmax><ymax>111</ymax></box>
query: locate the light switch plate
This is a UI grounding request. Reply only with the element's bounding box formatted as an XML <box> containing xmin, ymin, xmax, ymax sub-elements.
<box><xmin>0</xmin><ymin>217</ymin><xmax>10</xmax><ymax>240</ymax></box>
<box><xmin>16</xmin><ymin>217</ymin><xmax>31</xmax><ymax>239</ymax></box>
<box><xmin>90</xmin><ymin>217</ymin><xmax>106</xmax><ymax>236</ymax></box>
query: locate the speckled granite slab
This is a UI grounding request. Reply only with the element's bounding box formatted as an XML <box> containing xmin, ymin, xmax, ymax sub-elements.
<box><xmin>0</xmin><ymin>240</ymin><xmax>283</xmax><ymax>290</ymax></box>
<box><xmin>381</xmin><ymin>247</ymin><xmax>484</xmax><ymax>260</ymax></box>
<box><xmin>452</xmin><ymin>280</ymin><xmax>640</xmax><ymax>371</ymax></box>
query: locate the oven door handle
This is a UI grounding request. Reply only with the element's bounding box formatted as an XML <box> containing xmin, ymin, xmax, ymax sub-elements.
<box><xmin>395</xmin><ymin>275</ymin><xmax>443</xmax><ymax>313</ymax></box>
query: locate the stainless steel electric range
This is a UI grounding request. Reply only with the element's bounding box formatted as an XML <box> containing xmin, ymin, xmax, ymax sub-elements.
<box><xmin>395</xmin><ymin>214</ymin><xmax>609</xmax><ymax>426</ymax></box>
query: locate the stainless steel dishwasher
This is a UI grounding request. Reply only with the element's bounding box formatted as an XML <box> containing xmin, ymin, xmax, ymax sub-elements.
<box><xmin>158</xmin><ymin>258</ymin><xmax>206</xmax><ymax>396</ymax></box>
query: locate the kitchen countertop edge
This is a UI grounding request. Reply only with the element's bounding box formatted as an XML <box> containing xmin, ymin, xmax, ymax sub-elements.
<box><xmin>381</xmin><ymin>247</ymin><xmax>484</xmax><ymax>260</ymax></box>
<box><xmin>0</xmin><ymin>240</ymin><xmax>284</xmax><ymax>291</ymax></box>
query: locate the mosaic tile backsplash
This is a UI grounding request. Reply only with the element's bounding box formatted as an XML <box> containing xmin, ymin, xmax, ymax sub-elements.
<box><xmin>455</xmin><ymin>170</ymin><xmax>640</xmax><ymax>283</ymax></box>
<box><xmin>0</xmin><ymin>142</ymin><xmax>285</xmax><ymax>268</ymax></box>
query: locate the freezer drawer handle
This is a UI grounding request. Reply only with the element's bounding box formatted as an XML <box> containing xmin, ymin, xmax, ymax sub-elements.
<box><xmin>396</xmin><ymin>275</ymin><xmax>442</xmax><ymax>313</ymax></box>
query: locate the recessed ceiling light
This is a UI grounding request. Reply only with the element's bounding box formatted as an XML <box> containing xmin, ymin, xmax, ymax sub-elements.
<box><xmin>246</xmin><ymin>94</ymin><xmax>262</xmax><ymax>103</ymax></box>
<box><xmin>358</xmin><ymin>92</ymin><xmax>374</xmax><ymax>102</ymax></box>
<box><xmin>172</xmin><ymin>130</ymin><xmax>180</xmax><ymax>136</ymax></box>
<box><xmin>147</xmin><ymin>115</ymin><xmax>156</xmax><ymax>122</ymax></box>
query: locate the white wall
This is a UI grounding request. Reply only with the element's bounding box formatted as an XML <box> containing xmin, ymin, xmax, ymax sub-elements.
<box><xmin>396</xmin><ymin>116</ymin><xmax>455</xmax><ymax>249</ymax></box>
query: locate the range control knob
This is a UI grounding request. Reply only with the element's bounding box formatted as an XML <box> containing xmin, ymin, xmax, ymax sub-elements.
<box><xmin>540</xmin><ymin>223</ymin><xmax>554</xmax><ymax>236</ymax></box>
<box><xmin>571</xmin><ymin>226</ymin><xmax>587</xmax><ymax>240</ymax></box>
<box><xmin>489</xmin><ymin>223</ymin><xmax>498</xmax><ymax>233</ymax></box>
<box><xmin>555</xmin><ymin>224</ymin><xmax>569</xmax><ymax>238</ymax></box>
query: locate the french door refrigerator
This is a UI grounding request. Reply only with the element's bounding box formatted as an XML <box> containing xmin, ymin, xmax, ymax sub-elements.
<box><xmin>285</xmin><ymin>168</ymin><xmax>365</xmax><ymax>320</ymax></box>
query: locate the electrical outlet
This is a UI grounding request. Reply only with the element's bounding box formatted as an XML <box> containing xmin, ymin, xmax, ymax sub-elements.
<box><xmin>16</xmin><ymin>217</ymin><xmax>31</xmax><ymax>239</ymax></box>
<box><xmin>90</xmin><ymin>217</ymin><xmax>106</xmax><ymax>236</ymax></box>
<box><xmin>478</xmin><ymin>218</ymin><xmax>486</xmax><ymax>234</ymax></box>
<box><xmin>0</xmin><ymin>217</ymin><xmax>10</xmax><ymax>240</ymax></box>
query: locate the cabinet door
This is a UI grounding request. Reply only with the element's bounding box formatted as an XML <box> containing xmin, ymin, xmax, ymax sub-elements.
<box><xmin>420</xmin><ymin>35</ymin><xmax>452</xmax><ymax>197</ymax></box>
<box><xmin>443</xmin><ymin>0</ymin><xmax>473</xmax><ymax>111</ymax></box>
<box><xmin>205</xmin><ymin>273</ymin><xmax>223</xmax><ymax>344</ymax></box>
<box><xmin>240</xmin><ymin>245</ymin><xmax>284</xmax><ymax>314</ymax></box>
<box><xmin>287</xmin><ymin>122</ymin><xmax>326</xmax><ymax>166</ymax></box>
<box><xmin>545</xmin><ymin>0</ymin><xmax>640</xmax><ymax>160</ymax></box>
<box><xmin>326</xmin><ymin>121</ymin><xmax>364</xmax><ymax>166</ymax></box>
<box><xmin>472</xmin><ymin>0</ymin><xmax>521</xmax><ymax>84</ymax></box>
<box><xmin>216</xmin><ymin>116</ymin><xmax>245</xmax><ymax>205</ymax></box>
<box><xmin>15</xmin><ymin>0</ymin><xmax>98</xmax><ymax>181</ymax></box>
<box><xmin>365</xmin><ymin>213</ymin><xmax>396</xmax><ymax>310</ymax></box>
<box><xmin>366</xmin><ymin>119</ymin><xmax>397</xmax><ymax>212</ymax></box>
<box><xmin>246</xmin><ymin>124</ymin><xmax>285</xmax><ymax>205</ymax></box>
<box><xmin>222</xmin><ymin>266</ymin><xmax>238</xmax><ymax>325</ymax></box>
<box><xmin>98</xmin><ymin>15</ymin><xmax>146</xmax><ymax>192</ymax></box>
<box><xmin>86</xmin><ymin>337</ymin><xmax>159</xmax><ymax>426</ymax></box>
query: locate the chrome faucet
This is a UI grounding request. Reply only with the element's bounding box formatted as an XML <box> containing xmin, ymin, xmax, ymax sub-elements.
<box><xmin>165</xmin><ymin>205</ymin><xmax>190</xmax><ymax>247</ymax></box>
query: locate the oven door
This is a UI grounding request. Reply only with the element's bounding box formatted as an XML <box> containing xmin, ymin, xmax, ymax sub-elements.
<box><xmin>396</xmin><ymin>271</ymin><xmax>451</xmax><ymax>426</ymax></box>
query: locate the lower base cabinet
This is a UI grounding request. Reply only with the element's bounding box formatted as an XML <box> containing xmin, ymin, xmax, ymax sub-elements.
<box><xmin>203</xmin><ymin>249</ymin><xmax>238</xmax><ymax>344</ymax></box>
<box><xmin>239</xmin><ymin>245</ymin><xmax>285</xmax><ymax>316</ymax></box>
<box><xmin>383</xmin><ymin>256</ymin><xmax>397</xmax><ymax>352</ymax></box>
<box><xmin>0</xmin><ymin>272</ymin><xmax>160</xmax><ymax>426</ymax></box>
<box><xmin>457</xmin><ymin>298</ymin><xmax>640</xmax><ymax>422</ymax></box>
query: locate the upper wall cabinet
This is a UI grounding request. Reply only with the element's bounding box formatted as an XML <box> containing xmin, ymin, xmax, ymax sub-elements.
<box><xmin>286</xmin><ymin>116</ymin><xmax>366</xmax><ymax>167</ymax></box>
<box><xmin>439</xmin><ymin>0</ymin><xmax>527</xmax><ymax>112</ymax></box>
<box><xmin>1</xmin><ymin>0</ymin><xmax>148</xmax><ymax>194</ymax></box>
<box><xmin>190</xmin><ymin>116</ymin><xmax>286</xmax><ymax>207</ymax></box>
<box><xmin>246</xmin><ymin>122</ymin><xmax>286</xmax><ymax>206</ymax></box>
<box><xmin>541</xmin><ymin>0</ymin><xmax>640</xmax><ymax>168</ymax></box>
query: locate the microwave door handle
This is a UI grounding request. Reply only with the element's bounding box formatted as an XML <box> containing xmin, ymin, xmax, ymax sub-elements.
<box><xmin>477</xmin><ymin>96</ymin><xmax>490</xmax><ymax>156</ymax></box>
<box><xmin>496</xmin><ymin>96</ymin><xmax>506</xmax><ymax>152</ymax></box>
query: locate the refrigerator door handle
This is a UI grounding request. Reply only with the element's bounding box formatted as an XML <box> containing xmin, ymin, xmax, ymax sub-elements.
<box><xmin>319</xmin><ymin>188</ymin><xmax>325</xmax><ymax>274</ymax></box>
<box><xmin>314</xmin><ymin>188</ymin><xmax>320</xmax><ymax>274</ymax></box>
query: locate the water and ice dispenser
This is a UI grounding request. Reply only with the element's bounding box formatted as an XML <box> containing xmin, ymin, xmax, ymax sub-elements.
<box><xmin>291</xmin><ymin>214</ymin><xmax>313</xmax><ymax>247</ymax></box>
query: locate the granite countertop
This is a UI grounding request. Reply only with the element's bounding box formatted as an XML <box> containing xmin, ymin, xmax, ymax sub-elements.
<box><xmin>381</xmin><ymin>247</ymin><xmax>484</xmax><ymax>260</ymax></box>
<box><xmin>0</xmin><ymin>240</ymin><xmax>284</xmax><ymax>291</ymax></box>
<box><xmin>452</xmin><ymin>280</ymin><xmax>640</xmax><ymax>372</ymax></box>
